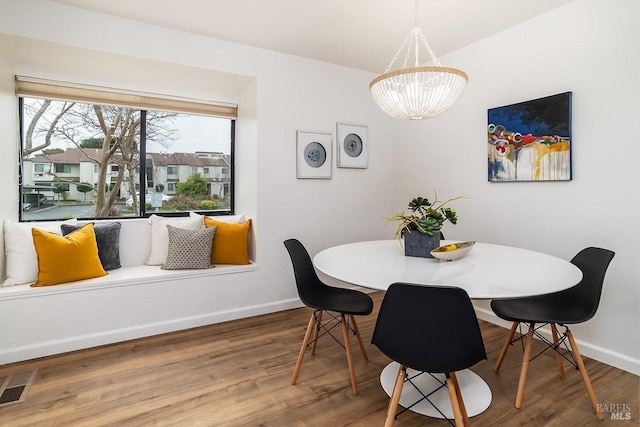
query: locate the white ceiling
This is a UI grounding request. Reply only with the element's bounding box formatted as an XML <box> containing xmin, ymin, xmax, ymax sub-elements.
<box><xmin>52</xmin><ymin>0</ymin><xmax>574</xmax><ymax>73</ymax></box>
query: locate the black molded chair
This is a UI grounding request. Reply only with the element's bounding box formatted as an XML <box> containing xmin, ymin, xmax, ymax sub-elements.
<box><xmin>372</xmin><ymin>283</ymin><xmax>487</xmax><ymax>427</ymax></box>
<box><xmin>284</xmin><ymin>239</ymin><xmax>374</xmax><ymax>395</ymax></box>
<box><xmin>491</xmin><ymin>247</ymin><xmax>615</xmax><ymax>419</ymax></box>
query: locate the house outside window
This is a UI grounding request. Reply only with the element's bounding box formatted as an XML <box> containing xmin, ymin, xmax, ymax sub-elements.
<box><xmin>18</xmin><ymin>78</ymin><xmax>236</xmax><ymax>221</ymax></box>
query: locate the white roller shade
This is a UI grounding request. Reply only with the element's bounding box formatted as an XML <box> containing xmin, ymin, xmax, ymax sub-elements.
<box><xmin>16</xmin><ymin>76</ymin><xmax>237</xmax><ymax>119</ymax></box>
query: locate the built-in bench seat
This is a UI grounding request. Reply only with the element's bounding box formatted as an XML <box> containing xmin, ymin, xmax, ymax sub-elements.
<box><xmin>0</xmin><ymin>262</ymin><xmax>258</xmax><ymax>301</ymax></box>
<box><xmin>0</xmin><ymin>216</ymin><xmax>304</xmax><ymax>366</ymax></box>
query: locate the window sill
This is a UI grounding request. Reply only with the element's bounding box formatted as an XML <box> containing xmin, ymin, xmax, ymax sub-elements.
<box><xmin>0</xmin><ymin>263</ymin><xmax>258</xmax><ymax>301</ymax></box>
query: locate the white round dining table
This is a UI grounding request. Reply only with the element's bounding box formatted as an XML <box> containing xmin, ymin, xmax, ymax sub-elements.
<box><xmin>312</xmin><ymin>239</ymin><xmax>583</xmax><ymax>419</ymax></box>
<box><xmin>313</xmin><ymin>240</ymin><xmax>582</xmax><ymax>299</ymax></box>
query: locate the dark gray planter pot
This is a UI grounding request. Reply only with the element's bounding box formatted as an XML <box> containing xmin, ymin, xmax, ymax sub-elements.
<box><xmin>403</xmin><ymin>230</ymin><xmax>441</xmax><ymax>258</ymax></box>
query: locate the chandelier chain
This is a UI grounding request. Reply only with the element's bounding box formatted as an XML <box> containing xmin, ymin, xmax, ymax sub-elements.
<box><xmin>385</xmin><ymin>27</ymin><xmax>442</xmax><ymax>72</ymax></box>
<box><xmin>417</xmin><ymin>29</ymin><xmax>441</xmax><ymax>66</ymax></box>
<box><xmin>384</xmin><ymin>31</ymin><xmax>412</xmax><ymax>74</ymax></box>
<box><xmin>413</xmin><ymin>32</ymin><xmax>420</xmax><ymax>67</ymax></box>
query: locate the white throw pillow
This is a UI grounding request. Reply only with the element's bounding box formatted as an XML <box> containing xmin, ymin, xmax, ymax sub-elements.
<box><xmin>145</xmin><ymin>214</ymin><xmax>204</xmax><ymax>265</ymax></box>
<box><xmin>189</xmin><ymin>212</ymin><xmax>246</xmax><ymax>223</ymax></box>
<box><xmin>3</xmin><ymin>219</ymin><xmax>78</xmax><ymax>286</ymax></box>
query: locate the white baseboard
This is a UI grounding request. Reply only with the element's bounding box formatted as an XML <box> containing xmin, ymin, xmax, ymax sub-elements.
<box><xmin>0</xmin><ymin>297</ymin><xmax>303</xmax><ymax>365</ymax></box>
<box><xmin>474</xmin><ymin>307</ymin><xmax>640</xmax><ymax>376</ymax></box>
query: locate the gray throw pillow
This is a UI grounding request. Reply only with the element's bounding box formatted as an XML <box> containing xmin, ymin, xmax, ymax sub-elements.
<box><xmin>162</xmin><ymin>225</ymin><xmax>217</xmax><ymax>270</ymax></box>
<box><xmin>61</xmin><ymin>222</ymin><xmax>121</xmax><ymax>270</ymax></box>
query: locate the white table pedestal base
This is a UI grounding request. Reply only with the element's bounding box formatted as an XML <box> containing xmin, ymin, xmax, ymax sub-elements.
<box><xmin>380</xmin><ymin>362</ymin><xmax>492</xmax><ymax>419</ymax></box>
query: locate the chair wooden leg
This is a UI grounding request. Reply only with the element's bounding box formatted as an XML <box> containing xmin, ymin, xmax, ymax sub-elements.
<box><xmin>349</xmin><ymin>314</ymin><xmax>369</xmax><ymax>362</ymax></box>
<box><xmin>495</xmin><ymin>321</ymin><xmax>519</xmax><ymax>372</ymax></box>
<box><xmin>515</xmin><ymin>323</ymin><xmax>535</xmax><ymax>408</ymax></box>
<box><xmin>566</xmin><ymin>328</ymin><xmax>604</xmax><ymax>420</ymax></box>
<box><xmin>384</xmin><ymin>365</ymin><xmax>406</xmax><ymax>427</ymax></box>
<box><xmin>446</xmin><ymin>373</ymin><xmax>466</xmax><ymax>427</ymax></box>
<box><xmin>550</xmin><ymin>323</ymin><xmax>566</xmax><ymax>379</ymax></box>
<box><xmin>341</xmin><ymin>314</ymin><xmax>358</xmax><ymax>395</ymax></box>
<box><xmin>291</xmin><ymin>311</ymin><xmax>316</xmax><ymax>385</ymax></box>
<box><xmin>310</xmin><ymin>310</ymin><xmax>323</xmax><ymax>355</ymax></box>
<box><xmin>449</xmin><ymin>371</ymin><xmax>470</xmax><ymax>427</ymax></box>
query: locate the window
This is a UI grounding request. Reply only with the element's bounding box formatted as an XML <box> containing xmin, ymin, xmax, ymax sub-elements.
<box><xmin>34</xmin><ymin>163</ymin><xmax>45</xmax><ymax>173</ymax></box>
<box><xmin>18</xmin><ymin>77</ymin><xmax>237</xmax><ymax>221</ymax></box>
<box><xmin>54</xmin><ymin>164</ymin><xmax>72</xmax><ymax>173</ymax></box>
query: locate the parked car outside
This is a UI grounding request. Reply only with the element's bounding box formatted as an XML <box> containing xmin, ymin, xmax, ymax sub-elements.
<box><xmin>22</xmin><ymin>202</ymin><xmax>31</xmax><ymax>211</ymax></box>
<box><xmin>125</xmin><ymin>192</ymin><xmax>172</xmax><ymax>208</ymax></box>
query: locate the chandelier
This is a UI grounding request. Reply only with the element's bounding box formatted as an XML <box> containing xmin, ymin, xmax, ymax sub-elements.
<box><xmin>369</xmin><ymin>2</ymin><xmax>468</xmax><ymax>120</ymax></box>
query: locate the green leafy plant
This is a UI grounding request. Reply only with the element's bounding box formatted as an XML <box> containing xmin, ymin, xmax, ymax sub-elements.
<box><xmin>199</xmin><ymin>199</ymin><xmax>218</xmax><ymax>210</ymax></box>
<box><xmin>76</xmin><ymin>181</ymin><xmax>93</xmax><ymax>201</ymax></box>
<box><xmin>176</xmin><ymin>173</ymin><xmax>207</xmax><ymax>197</ymax></box>
<box><xmin>386</xmin><ymin>192</ymin><xmax>466</xmax><ymax>238</ymax></box>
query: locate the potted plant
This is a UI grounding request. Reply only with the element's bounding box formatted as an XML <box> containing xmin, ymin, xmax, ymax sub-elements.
<box><xmin>386</xmin><ymin>192</ymin><xmax>466</xmax><ymax>258</ymax></box>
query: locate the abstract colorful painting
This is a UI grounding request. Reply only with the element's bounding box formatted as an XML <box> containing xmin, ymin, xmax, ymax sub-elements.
<box><xmin>488</xmin><ymin>92</ymin><xmax>572</xmax><ymax>182</ymax></box>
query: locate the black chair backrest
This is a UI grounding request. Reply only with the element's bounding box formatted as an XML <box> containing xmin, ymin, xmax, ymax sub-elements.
<box><xmin>372</xmin><ymin>283</ymin><xmax>487</xmax><ymax>374</ymax></box>
<box><xmin>283</xmin><ymin>239</ymin><xmax>327</xmax><ymax>306</ymax></box>
<box><xmin>562</xmin><ymin>247</ymin><xmax>615</xmax><ymax>322</ymax></box>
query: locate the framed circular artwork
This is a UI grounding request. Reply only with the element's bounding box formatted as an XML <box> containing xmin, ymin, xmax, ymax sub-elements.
<box><xmin>343</xmin><ymin>133</ymin><xmax>363</xmax><ymax>158</ymax></box>
<box><xmin>296</xmin><ymin>130</ymin><xmax>333</xmax><ymax>179</ymax></box>
<box><xmin>303</xmin><ymin>141</ymin><xmax>327</xmax><ymax>167</ymax></box>
<box><xmin>337</xmin><ymin>122</ymin><xmax>368</xmax><ymax>168</ymax></box>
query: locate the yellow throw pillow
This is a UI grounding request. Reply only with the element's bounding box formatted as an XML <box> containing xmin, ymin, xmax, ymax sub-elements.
<box><xmin>31</xmin><ymin>223</ymin><xmax>107</xmax><ymax>287</ymax></box>
<box><xmin>204</xmin><ymin>218</ymin><xmax>252</xmax><ymax>265</ymax></box>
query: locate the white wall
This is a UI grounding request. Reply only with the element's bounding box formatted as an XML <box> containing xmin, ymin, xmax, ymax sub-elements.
<box><xmin>0</xmin><ymin>0</ymin><xmax>393</xmax><ymax>363</ymax></box>
<box><xmin>391</xmin><ymin>0</ymin><xmax>639</xmax><ymax>373</ymax></box>
<box><xmin>0</xmin><ymin>0</ymin><xmax>637</xmax><ymax>375</ymax></box>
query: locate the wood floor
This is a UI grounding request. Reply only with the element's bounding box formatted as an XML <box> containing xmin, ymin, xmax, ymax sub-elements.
<box><xmin>0</xmin><ymin>292</ymin><xmax>637</xmax><ymax>426</ymax></box>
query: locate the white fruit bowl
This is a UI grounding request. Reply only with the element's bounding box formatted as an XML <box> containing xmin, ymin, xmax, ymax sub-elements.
<box><xmin>431</xmin><ymin>241</ymin><xmax>476</xmax><ymax>261</ymax></box>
